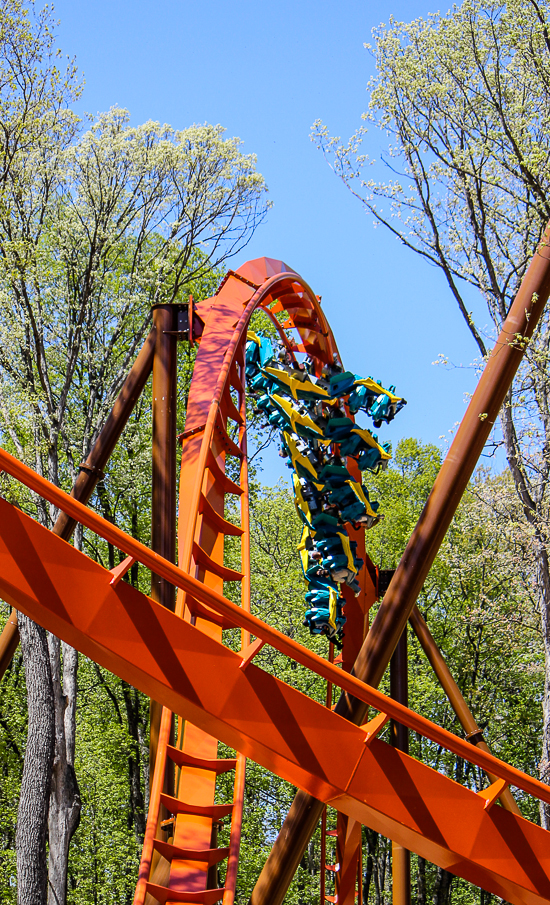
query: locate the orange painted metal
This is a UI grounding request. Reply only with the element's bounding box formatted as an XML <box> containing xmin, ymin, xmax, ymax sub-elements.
<box><xmin>252</xmin><ymin>227</ymin><xmax>550</xmax><ymax>905</ymax></box>
<box><xmin>2</xmin><ymin>443</ymin><xmax>550</xmax><ymax>805</ymax></box>
<box><xmin>137</xmin><ymin>275</ymin><xmax>262</xmax><ymax>904</ymax></box>
<box><xmin>3</xmin><ymin>254</ymin><xmax>550</xmax><ymax>905</ymax></box>
<box><xmin>2</xmin><ymin>498</ymin><xmax>550</xmax><ymax>904</ymax></box>
<box><xmin>183</xmin><ymin>258</ymin><xmax>370</xmax><ymax>905</ymax></box>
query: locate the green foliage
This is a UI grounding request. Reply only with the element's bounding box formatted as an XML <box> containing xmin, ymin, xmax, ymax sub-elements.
<box><xmin>365</xmin><ymin>440</ymin><xmax>543</xmax><ymax>903</ymax></box>
<box><xmin>67</xmin><ymin>659</ymin><xmax>149</xmax><ymax>904</ymax></box>
<box><xmin>0</xmin><ymin>646</ymin><xmax>25</xmax><ymax>899</ymax></box>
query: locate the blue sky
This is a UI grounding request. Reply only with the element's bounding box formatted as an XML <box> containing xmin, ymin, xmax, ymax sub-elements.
<box><xmin>51</xmin><ymin>0</ymin><xmax>496</xmax><ymax>480</ymax></box>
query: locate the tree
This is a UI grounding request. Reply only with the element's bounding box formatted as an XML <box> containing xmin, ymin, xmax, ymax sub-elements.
<box><xmin>365</xmin><ymin>440</ymin><xmax>542</xmax><ymax>904</ymax></box>
<box><xmin>0</xmin><ymin>4</ymin><xmax>269</xmax><ymax>901</ymax></box>
<box><xmin>0</xmin><ymin>5</ymin><xmax>80</xmax><ymax>902</ymax></box>
<box><xmin>312</xmin><ymin>0</ymin><xmax>550</xmax><ymax>825</ymax></box>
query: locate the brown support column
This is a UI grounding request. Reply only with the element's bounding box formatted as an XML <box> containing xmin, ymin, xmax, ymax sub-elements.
<box><xmin>409</xmin><ymin>606</ymin><xmax>521</xmax><ymax>815</ymax></box>
<box><xmin>249</xmin><ymin>226</ymin><xmax>550</xmax><ymax>905</ymax></box>
<box><xmin>391</xmin><ymin>630</ymin><xmax>410</xmax><ymax>905</ymax></box>
<box><xmin>0</xmin><ymin>328</ymin><xmax>157</xmax><ymax>677</ymax></box>
<box><xmin>335</xmin><ymin>814</ymin><xmax>362</xmax><ymax>905</ymax></box>
<box><xmin>149</xmin><ymin>305</ymin><xmax>178</xmax><ymax>779</ymax></box>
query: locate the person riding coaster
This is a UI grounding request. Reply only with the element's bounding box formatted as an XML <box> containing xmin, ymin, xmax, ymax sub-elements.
<box><xmin>245</xmin><ymin>328</ymin><xmax>405</xmax><ymax>645</ymax></box>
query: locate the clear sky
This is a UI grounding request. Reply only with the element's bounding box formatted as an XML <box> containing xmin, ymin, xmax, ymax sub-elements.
<box><xmin>51</xmin><ymin>0</ymin><xmax>496</xmax><ymax>480</ymax></box>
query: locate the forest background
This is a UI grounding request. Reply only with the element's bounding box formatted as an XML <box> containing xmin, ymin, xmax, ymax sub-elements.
<box><xmin>0</xmin><ymin>1</ymin><xmax>549</xmax><ymax>905</ymax></box>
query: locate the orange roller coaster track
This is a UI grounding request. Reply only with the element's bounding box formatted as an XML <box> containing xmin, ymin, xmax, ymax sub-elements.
<box><xmin>2</xmin><ymin>248</ymin><xmax>550</xmax><ymax>905</ymax></box>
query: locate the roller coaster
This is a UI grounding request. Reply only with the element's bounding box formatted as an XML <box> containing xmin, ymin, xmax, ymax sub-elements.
<box><xmin>2</xmin><ymin>249</ymin><xmax>550</xmax><ymax>905</ymax></box>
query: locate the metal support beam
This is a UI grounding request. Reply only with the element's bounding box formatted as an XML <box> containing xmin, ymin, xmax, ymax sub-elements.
<box><xmin>408</xmin><ymin>606</ymin><xmax>521</xmax><ymax>815</ymax></box>
<box><xmin>149</xmin><ymin>304</ymin><xmax>178</xmax><ymax>780</ymax></box>
<box><xmin>391</xmin><ymin>630</ymin><xmax>410</xmax><ymax>905</ymax></box>
<box><xmin>249</xmin><ymin>225</ymin><xmax>550</xmax><ymax>905</ymax></box>
<box><xmin>2</xmin><ymin>501</ymin><xmax>550</xmax><ymax>905</ymax></box>
<box><xmin>0</xmin><ymin>328</ymin><xmax>156</xmax><ymax>678</ymax></box>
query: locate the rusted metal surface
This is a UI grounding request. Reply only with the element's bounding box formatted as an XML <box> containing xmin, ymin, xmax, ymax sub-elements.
<box><xmin>251</xmin><ymin>227</ymin><xmax>550</xmax><ymax>905</ymax></box>
<box><xmin>0</xmin><ymin>327</ymin><xmax>156</xmax><ymax>677</ymax></box>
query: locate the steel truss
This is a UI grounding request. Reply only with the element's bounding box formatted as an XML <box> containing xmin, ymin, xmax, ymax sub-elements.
<box><xmin>1</xmin><ymin>248</ymin><xmax>550</xmax><ymax>905</ymax></box>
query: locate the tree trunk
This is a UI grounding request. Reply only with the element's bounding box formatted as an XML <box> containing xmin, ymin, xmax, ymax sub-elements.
<box><xmin>17</xmin><ymin>614</ymin><xmax>55</xmax><ymax>905</ymax></box>
<box><xmin>432</xmin><ymin>866</ymin><xmax>453</xmax><ymax>905</ymax></box>
<box><xmin>47</xmin><ymin>637</ymin><xmax>81</xmax><ymax>905</ymax></box>
<box><xmin>120</xmin><ymin>680</ymin><xmax>146</xmax><ymax>842</ymax></box>
<box><xmin>535</xmin><ymin>542</ymin><xmax>550</xmax><ymax>829</ymax></box>
<box><xmin>501</xmin><ymin>403</ymin><xmax>550</xmax><ymax>828</ymax></box>
<box><xmin>363</xmin><ymin>828</ymin><xmax>378</xmax><ymax>905</ymax></box>
<box><xmin>416</xmin><ymin>856</ymin><xmax>426</xmax><ymax>905</ymax></box>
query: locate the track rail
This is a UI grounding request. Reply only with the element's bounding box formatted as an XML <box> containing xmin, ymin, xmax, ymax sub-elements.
<box><xmin>1</xmin><ymin>257</ymin><xmax>550</xmax><ymax>905</ymax></box>
<box><xmin>137</xmin><ymin>258</ymin><xmax>352</xmax><ymax>904</ymax></box>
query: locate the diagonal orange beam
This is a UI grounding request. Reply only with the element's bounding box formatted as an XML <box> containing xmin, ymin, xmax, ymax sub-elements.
<box><xmin>1</xmin><ymin>497</ymin><xmax>550</xmax><ymax>905</ymax></box>
<box><xmin>252</xmin><ymin>224</ymin><xmax>550</xmax><ymax>905</ymax></box>
<box><xmin>0</xmin><ymin>450</ymin><xmax>548</xmax><ymax>802</ymax></box>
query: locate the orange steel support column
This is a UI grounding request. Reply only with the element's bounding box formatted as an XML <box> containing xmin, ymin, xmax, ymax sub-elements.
<box><xmin>250</xmin><ymin>227</ymin><xmax>550</xmax><ymax>905</ymax></box>
<box><xmin>390</xmin><ymin>630</ymin><xmax>410</xmax><ymax>905</ymax></box>
<box><xmin>150</xmin><ymin>304</ymin><xmax>177</xmax><ymax>778</ymax></box>
<box><xmin>0</xmin><ymin>327</ymin><xmax>156</xmax><ymax>677</ymax></box>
